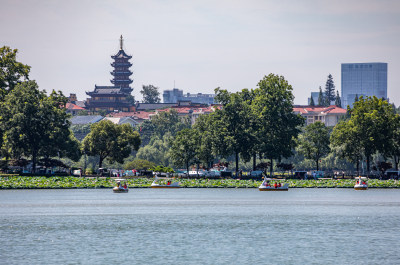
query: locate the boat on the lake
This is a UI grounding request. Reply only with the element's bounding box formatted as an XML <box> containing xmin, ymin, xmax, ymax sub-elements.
<box><xmin>259</xmin><ymin>178</ymin><xmax>289</xmax><ymax>191</ymax></box>
<box><xmin>354</xmin><ymin>176</ymin><xmax>368</xmax><ymax>190</ymax></box>
<box><xmin>151</xmin><ymin>176</ymin><xmax>180</xmax><ymax>188</ymax></box>
<box><xmin>113</xmin><ymin>179</ymin><xmax>129</xmax><ymax>193</ymax></box>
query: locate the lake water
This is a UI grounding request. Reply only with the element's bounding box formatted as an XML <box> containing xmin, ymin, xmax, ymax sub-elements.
<box><xmin>1</xmin><ymin>188</ymin><xmax>399</xmax><ymax>265</ymax></box>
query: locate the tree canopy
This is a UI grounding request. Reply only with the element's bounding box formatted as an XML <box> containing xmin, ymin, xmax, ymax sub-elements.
<box><xmin>296</xmin><ymin>122</ymin><xmax>330</xmax><ymax>170</ymax></box>
<box><xmin>140</xmin><ymin>84</ymin><xmax>161</xmax><ymax>103</ymax></box>
<box><xmin>309</xmin><ymin>95</ymin><xmax>315</xmax><ymax>106</ymax></box>
<box><xmin>169</xmin><ymin>128</ymin><xmax>199</xmax><ymax>174</ymax></box>
<box><xmin>211</xmin><ymin>88</ymin><xmax>254</xmax><ymax>175</ymax></box>
<box><xmin>331</xmin><ymin>96</ymin><xmax>400</xmax><ymax>174</ymax></box>
<box><xmin>318</xmin><ymin>86</ymin><xmax>324</xmax><ymax>106</ymax></box>
<box><xmin>82</xmin><ymin>120</ymin><xmax>141</xmax><ymax>169</ymax></box>
<box><xmin>251</xmin><ymin>74</ymin><xmax>304</xmax><ymax>176</ymax></box>
<box><xmin>324</xmin><ymin>74</ymin><xmax>336</xmax><ymax>105</ymax></box>
<box><xmin>0</xmin><ymin>46</ymin><xmax>31</xmax><ymax>100</ymax></box>
<box><xmin>335</xmin><ymin>90</ymin><xmax>341</xmax><ymax>107</ymax></box>
<box><xmin>124</xmin><ymin>159</ymin><xmax>155</xmax><ymax>170</ymax></box>
<box><xmin>0</xmin><ymin>81</ymin><xmax>80</xmax><ymax>172</ymax></box>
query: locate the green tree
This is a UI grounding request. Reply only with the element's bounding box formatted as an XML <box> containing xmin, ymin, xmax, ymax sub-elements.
<box><xmin>212</xmin><ymin>88</ymin><xmax>254</xmax><ymax>176</ymax></box>
<box><xmin>141</xmin><ymin>84</ymin><xmax>161</xmax><ymax>103</ymax></box>
<box><xmin>41</xmin><ymin>90</ymin><xmax>82</xmax><ymax>161</ymax></box>
<box><xmin>318</xmin><ymin>86</ymin><xmax>324</xmax><ymax>106</ymax></box>
<box><xmin>324</xmin><ymin>74</ymin><xmax>336</xmax><ymax>105</ymax></box>
<box><xmin>252</xmin><ymin>74</ymin><xmax>304</xmax><ymax>176</ymax></box>
<box><xmin>126</xmin><ymin>94</ymin><xmax>136</xmax><ymax>106</ymax></box>
<box><xmin>331</xmin><ymin>120</ymin><xmax>363</xmax><ymax>174</ymax></box>
<box><xmin>135</xmin><ymin>133</ymin><xmax>173</xmax><ymax>166</ymax></box>
<box><xmin>124</xmin><ymin>159</ymin><xmax>155</xmax><ymax>170</ymax></box>
<box><xmin>151</xmin><ymin>109</ymin><xmax>191</xmax><ymax>138</ymax></box>
<box><xmin>309</xmin><ymin>95</ymin><xmax>315</xmax><ymax>106</ymax></box>
<box><xmin>331</xmin><ymin>96</ymin><xmax>399</xmax><ymax>174</ymax></box>
<box><xmin>0</xmin><ymin>81</ymin><xmax>80</xmax><ymax>172</ymax></box>
<box><xmin>169</xmin><ymin>128</ymin><xmax>199</xmax><ymax>174</ymax></box>
<box><xmin>296</xmin><ymin>122</ymin><xmax>330</xmax><ymax>170</ymax></box>
<box><xmin>193</xmin><ymin>115</ymin><xmax>215</xmax><ymax>169</ymax></box>
<box><xmin>82</xmin><ymin>120</ymin><xmax>141</xmax><ymax>169</ymax></box>
<box><xmin>391</xmin><ymin>127</ymin><xmax>400</xmax><ymax>170</ymax></box>
<box><xmin>335</xmin><ymin>90</ymin><xmax>342</xmax><ymax>107</ymax></box>
<box><xmin>0</xmin><ymin>46</ymin><xmax>31</xmax><ymax>100</ymax></box>
<box><xmin>354</xmin><ymin>94</ymin><xmax>359</xmax><ymax>103</ymax></box>
<box><xmin>137</xmin><ymin>120</ymin><xmax>155</xmax><ymax>145</ymax></box>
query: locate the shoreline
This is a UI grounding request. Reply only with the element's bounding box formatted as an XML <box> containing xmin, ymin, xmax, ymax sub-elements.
<box><xmin>1</xmin><ymin>176</ymin><xmax>399</xmax><ymax>189</ymax></box>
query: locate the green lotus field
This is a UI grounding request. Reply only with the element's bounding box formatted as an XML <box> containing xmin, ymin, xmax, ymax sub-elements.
<box><xmin>0</xmin><ymin>176</ymin><xmax>399</xmax><ymax>189</ymax></box>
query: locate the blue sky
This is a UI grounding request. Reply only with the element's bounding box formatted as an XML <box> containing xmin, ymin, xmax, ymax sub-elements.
<box><xmin>1</xmin><ymin>0</ymin><xmax>399</xmax><ymax>105</ymax></box>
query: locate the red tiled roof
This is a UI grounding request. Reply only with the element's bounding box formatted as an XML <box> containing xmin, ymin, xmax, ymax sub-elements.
<box><xmin>66</xmin><ymin>103</ymin><xmax>85</xmax><ymax>110</ymax></box>
<box><xmin>293</xmin><ymin>105</ymin><xmax>346</xmax><ymax>115</ymax></box>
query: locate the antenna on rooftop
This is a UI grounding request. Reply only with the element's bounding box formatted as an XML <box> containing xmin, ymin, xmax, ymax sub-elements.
<box><xmin>120</xmin><ymin>35</ymin><xmax>123</xmax><ymax>50</ymax></box>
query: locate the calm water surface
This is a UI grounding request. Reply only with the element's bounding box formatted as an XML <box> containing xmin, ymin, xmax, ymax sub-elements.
<box><xmin>0</xmin><ymin>188</ymin><xmax>399</xmax><ymax>265</ymax></box>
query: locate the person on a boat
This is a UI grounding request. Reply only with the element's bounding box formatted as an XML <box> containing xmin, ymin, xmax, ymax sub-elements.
<box><xmin>167</xmin><ymin>180</ymin><xmax>171</xmax><ymax>185</ymax></box>
<box><xmin>278</xmin><ymin>183</ymin><xmax>281</xmax><ymax>187</ymax></box>
<box><xmin>123</xmin><ymin>182</ymin><xmax>127</xmax><ymax>189</ymax></box>
<box><xmin>274</xmin><ymin>182</ymin><xmax>277</xmax><ymax>188</ymax></box>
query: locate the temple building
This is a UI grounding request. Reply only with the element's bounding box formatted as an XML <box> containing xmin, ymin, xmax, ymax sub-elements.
<box><xmin>86</xmin><ymin>35</ymin><xmax>134</xmax><ymax>112</ymax></box>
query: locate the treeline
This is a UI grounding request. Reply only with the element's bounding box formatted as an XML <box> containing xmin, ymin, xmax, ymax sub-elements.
<box><xmin>167</xmin><ymin>87</ymin><xmax>400</xmax><ymax>176</ymax></box>
<box><xmin>2</xmin><ymin>46</ymin><xmax>400</xmax><ymax>176</ymax></box>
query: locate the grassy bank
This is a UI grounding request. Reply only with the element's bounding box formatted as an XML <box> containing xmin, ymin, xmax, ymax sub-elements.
<box><xmin>0</xmin><ymin>176</ymin><xmax>400</xmax><ymax>189</ymax></box>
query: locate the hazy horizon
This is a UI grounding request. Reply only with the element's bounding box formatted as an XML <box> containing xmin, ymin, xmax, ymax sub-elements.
<box><xmin>1</xmin><ymin>0</ymin><xmax>399</xmax><ymax>106</ymax></box>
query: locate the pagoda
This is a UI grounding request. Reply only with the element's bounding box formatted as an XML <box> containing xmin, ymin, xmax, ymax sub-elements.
<box><xmin>86</xmin><ymin>35</ymin><xmax>134</xmax><ymax>113</ymax></box>
<box><xmin>110</xmin><ymin>35</ymin><xmax>133</xmax><ymax>94</ymax></box>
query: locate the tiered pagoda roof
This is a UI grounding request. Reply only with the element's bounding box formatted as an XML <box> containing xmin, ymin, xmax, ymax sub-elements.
<box><xmin>110</xmin><ymin>35</ymin><xmax>133</xmax><ymax>94</ymax></box>
<box><xmin>86</xmin><ymin>85</ymin><xmax>127</xmax><ymax>97</ymax></box>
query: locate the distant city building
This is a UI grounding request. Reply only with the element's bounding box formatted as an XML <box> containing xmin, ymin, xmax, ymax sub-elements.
<box><xmin>308</xmin><ymin>92</ymin><xmax>319</xmax><ymax>105</ymax></box>
<box><xmin>86</xmin><ymin>35</ymin><xmax>134</xmax><ymax>112</ymax></box>
<box><xmin>293</xmin><ymin>105</ymin><xmax>347</xmax><ymax>127</ymax></box>
<box><xmin>341</xmin><ymin>62</ymin><xmax>387</xmax><ymax>108</ymax></box>
<box><xmin>163</xmin><ymin>88</ymin><xmax>216</xmax><ymax>105</ymax></box>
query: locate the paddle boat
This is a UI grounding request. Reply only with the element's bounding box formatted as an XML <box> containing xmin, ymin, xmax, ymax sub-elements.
<box><xmin>259</xmin><ymin>178</ymin><xmax>289</xmax><ymax>191</ymax></box>
<box><xmin>151</xmin><ymin>176</ymin><xmax>180</xmax><ymax>188</ymax></box>
<box><xmin>113</xmin><ymin>179</ymin><xmax>129</xmax><ymax>193</ymax></box>
<box><xmin>354</xmin><ymin>176</ymin><xmax>368</xmax><ymax>190</ymax></box>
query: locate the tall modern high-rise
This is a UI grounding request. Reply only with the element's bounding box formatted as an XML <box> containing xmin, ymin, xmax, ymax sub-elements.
<box><xmin>341</xmin><ymin>62</ymin><xmax>387</xmax><ymax>108</ymax></box>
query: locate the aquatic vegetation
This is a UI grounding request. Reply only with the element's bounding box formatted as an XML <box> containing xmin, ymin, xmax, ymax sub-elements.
<box><xmin>0</xmin><ymin>176</ymin><xmax>399</xmax><ymax>189</ymax></box>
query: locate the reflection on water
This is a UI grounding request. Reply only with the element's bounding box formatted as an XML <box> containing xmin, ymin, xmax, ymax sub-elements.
<box><xmin>1</xmin><ymin>189</ymin><xmax>399</xmax><ymax>265</ymax></box>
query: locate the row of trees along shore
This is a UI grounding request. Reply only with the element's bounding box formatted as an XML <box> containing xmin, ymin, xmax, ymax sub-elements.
<box><xmin>168</xmin><ymin>77</ymin><xmax>400</xmax><ymax>177</ymax></box>
<box><xmin>1</xmin><ymin>45</ymin><xmax>400</xmax><ymax>176</ymax></box>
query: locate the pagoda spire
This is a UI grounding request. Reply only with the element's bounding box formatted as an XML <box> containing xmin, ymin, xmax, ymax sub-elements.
<box><xmin>119</xmin><ymin>35</ymin><xmax>123</xmax><ymax>50</ymax></box>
